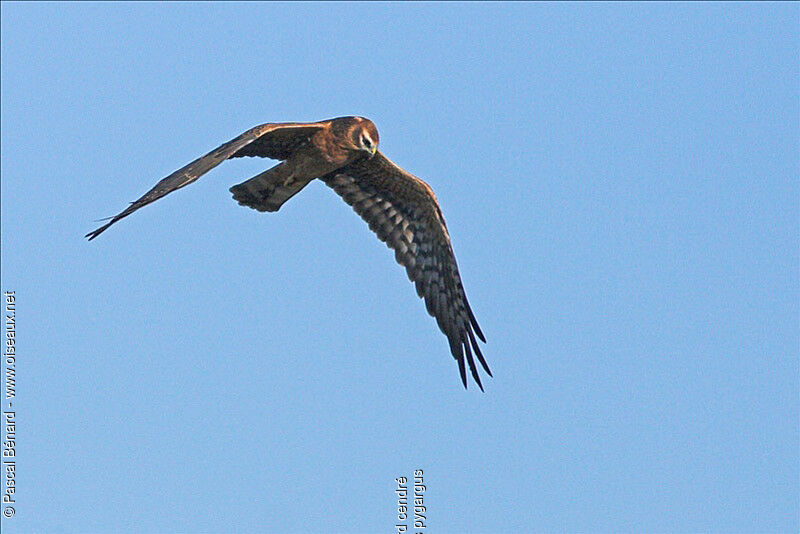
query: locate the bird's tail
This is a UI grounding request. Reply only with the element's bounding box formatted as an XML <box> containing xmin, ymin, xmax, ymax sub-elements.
<box><xmin>230</xmin><ymin>162</ymin><xmax>314</xmax><ymax>212</ymax></box>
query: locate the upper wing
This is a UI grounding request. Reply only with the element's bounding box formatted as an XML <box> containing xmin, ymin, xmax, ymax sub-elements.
<box><xmin>85</xmin><ymin>122</ymin><xmax>327</xmax><ymax>240</ymax></box>
<box><xmin>321</xmin><ymin>152</ymin><xmax>491</xmax><ymax>390</ymax></box>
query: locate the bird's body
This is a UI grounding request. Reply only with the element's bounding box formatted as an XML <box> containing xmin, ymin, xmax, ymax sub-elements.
<box><xmin>87</xmin><ymin>116</ymin><xmax>491</xmax><ymax>390</ymax></box>
<box><xmin>228</xmin><ymin>119</ymin><xmax>373</xmax><ymax>212</ymax></box>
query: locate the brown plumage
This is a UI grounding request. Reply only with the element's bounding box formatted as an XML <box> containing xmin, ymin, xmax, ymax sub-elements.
<box><xmin>86</xmin><ymin>116</ymin><xmax>491</xmax><ymax>390</ymax></box>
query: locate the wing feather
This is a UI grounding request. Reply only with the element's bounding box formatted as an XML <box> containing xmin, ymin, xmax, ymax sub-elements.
<box><xmin>85</xmin><ymin>122</ymin><xmax>327</xmax><ymax>240</ymax></box>
<box><xmin>321</xmin><ymin>152</ymin><xmax>491</xmax><ymax>390</ymax></box>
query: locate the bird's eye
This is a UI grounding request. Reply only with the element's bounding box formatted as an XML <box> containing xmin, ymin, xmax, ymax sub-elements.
<box><xmin>361</xmin><ymin>136</ymin><xmax>371</xmax><ymax>147</ymax></box>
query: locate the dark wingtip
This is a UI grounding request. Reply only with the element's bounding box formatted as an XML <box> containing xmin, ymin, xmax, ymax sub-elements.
<box><xmin>85</xmin><ymin>224</ymin><xmax>110</xmax><ymax>241</ymax></box>
<box><xmin>467</xmin><ymin>328</ymin><xmax>492</xmax><ymax>377</ymax></box>
<box><xmin>474</xmin><ymin>324</ymin><xmax>486</xmax><ymax>343</ymax></box>
<box><xmin>470</xmin><ymin>314</ymin><xmax>486</xmax><ymax>343</ymax></box>
<box><xmin>450</xmin><ymin>329</ymin><xmax>489</xmax><ymax>391</ymax></box>
<box><xmin>464</xmin><ymin>297</ymin><xmax>486</xmax><ymax>343</ymax></box>
<box><xmin>86</xmin><ymin>203</ymin><xmax>138</xmax><ymax>240</ymax></box>
<box><xmin>463</xmin><ymin>339</ymin><xmax>484</xmax><ymax>392</ymax></box>
<box><xmin>457</xmin><ymin>355</ymin><xmax>467</xmax><ymax>389</ymax></box>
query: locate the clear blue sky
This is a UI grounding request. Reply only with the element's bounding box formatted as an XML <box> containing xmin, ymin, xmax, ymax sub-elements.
<box><xmin>1</xmin><ymin>3</ymin><xmax>797</xmax><ymax>533</ymax></box>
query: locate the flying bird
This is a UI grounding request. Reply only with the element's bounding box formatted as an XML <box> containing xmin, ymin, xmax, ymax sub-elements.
<box><xmin>86</xmin><ymin>116</ymin><xmax>491</xmax><ymax>390</ymax></box>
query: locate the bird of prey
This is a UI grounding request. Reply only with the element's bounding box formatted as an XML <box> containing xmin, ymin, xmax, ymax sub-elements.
<box><xmin>86</xmin><ymin>116</ymin><xmax>491</xmax><ymax>390</ymax></box>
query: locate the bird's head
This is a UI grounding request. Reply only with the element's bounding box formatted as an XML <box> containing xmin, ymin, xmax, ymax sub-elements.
<box><xmin>349</xmin><ymin>117</ymin><xmax>379</xmax><ymax>158</ymax></box>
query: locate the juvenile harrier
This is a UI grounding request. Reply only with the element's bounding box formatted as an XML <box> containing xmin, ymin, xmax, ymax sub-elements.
<box><xmin>87</xmin><ymin>116</ymin><xmax>491</xmax><ymax>390</ymax></box>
